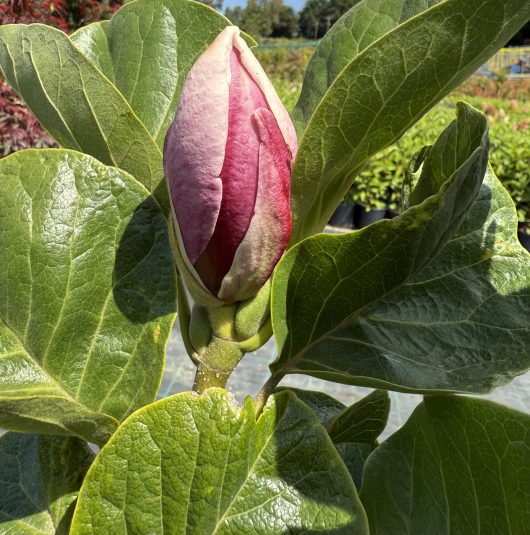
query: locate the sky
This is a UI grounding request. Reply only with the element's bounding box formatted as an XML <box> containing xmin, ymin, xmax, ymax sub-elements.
<box><xmin>223</xmin><ymin>0</ymin><xmax>306</xmax><ymax>11</ymax></box>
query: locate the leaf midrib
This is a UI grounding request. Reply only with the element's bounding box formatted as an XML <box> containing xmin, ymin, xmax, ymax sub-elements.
<box><xmin>209</xmin><ymin>407</ymin><xmax>280</xmax><ymax>534</ymax></box>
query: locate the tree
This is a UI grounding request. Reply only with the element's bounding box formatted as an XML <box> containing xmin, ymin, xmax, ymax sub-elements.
<box><xmin>299</xmin><ymin>0</ymin><xmax>328</xmax><ymax>39</ymax></box>
<box><xmin>270</xmin><ymin>2</ymin><xmax>299</xmax><ymax>38</ymax></box>
<box><xmin>241</xmin><ymin>0</ymin><xmax>272</xmax><ymax>38</ymax></box>
<box><xmin>226</xmin><ymin>0</ymin><xmax>299</xmax><ymax>40</ymax></box>
<box><xmin>299</xmin><ymin>0</ymin><xmax>362</xmax><ymax>38</ymax></box>
<box><xmin>225</xmin><ymin>5</ymin><xmax>244</xmax><ymax>26</ymax></box>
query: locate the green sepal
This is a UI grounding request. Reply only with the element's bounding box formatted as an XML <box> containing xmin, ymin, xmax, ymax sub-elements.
<box><xmin>189</xmin><ymin>304</ymin><xmax>212</xmax><ymax>355</ymax></box>
<box><xmin>235</xmin><ymin>279</ymin><xmax>271</xmax><ymax>340</ymax></box>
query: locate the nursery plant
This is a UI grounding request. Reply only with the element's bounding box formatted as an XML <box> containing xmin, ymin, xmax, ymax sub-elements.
<box><xmin>0</xmin><ymin>0</ymin><xmax>529</xmax><ymax>533</ymax></box>
<box><xmin>347</xmin><ymin>97</ymin><xmax>530</xmax><ymax>228</ymax></box>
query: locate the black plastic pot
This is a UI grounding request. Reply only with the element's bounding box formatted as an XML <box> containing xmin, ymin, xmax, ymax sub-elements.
<box><xmin>354</xmin><ymin>203</ymin><xmax>387</xmax><ymax>229</ymax></box>
<box><xmin>518</xmin><ymin>231</ymin><xmax>530</xmax><ymax>252</ymax></box>
<box><xmin>329</xmin><ymin>203</ymin><xmax>355</xmax><ymax>229</ymax></box>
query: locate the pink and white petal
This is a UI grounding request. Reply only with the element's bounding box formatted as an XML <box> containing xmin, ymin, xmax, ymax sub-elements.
<box><xmin>194</xmin><ymin>42</ymin><xmax>266</xmax><ymax>295</ymax></box>
<box><xmin>219</xmin><ymin>108</ymin><xmax>292</xmax><ymax>302</ymax></box>
<box><xmin>164</xmin><ymin>27</ymin><xmax>237</xmax><ymax>264</ymax></box>
<box><xmin>233</xmin><ymin>30</ymin><xmax>298</xmax><ymax>158</ymax></box>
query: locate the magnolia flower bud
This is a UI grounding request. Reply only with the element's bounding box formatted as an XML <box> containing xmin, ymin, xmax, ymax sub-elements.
<box><xmin>164</xmin><ymin>26</ymin><xmax>297</xmax><ymax>304</ymax></box>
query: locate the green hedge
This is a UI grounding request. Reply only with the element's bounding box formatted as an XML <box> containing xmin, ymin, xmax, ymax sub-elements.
<box><xmin>346</xmin><ymin>97</ymin><xmax>530</xmax><ymax>230</ymax></box>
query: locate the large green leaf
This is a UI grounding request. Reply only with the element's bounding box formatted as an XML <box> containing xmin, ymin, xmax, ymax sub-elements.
<box><xmin>290</xmin><ymin>0</ymin><xmax>530</xmax><ymax>242</ymax></box>
<box><xmin>360</xmin><ymin>396</ymin><xmax>530</xmax><ymax>534</ymax></box>
<box><xmin>71</xmin><ymin>0</ymin><xmax>243</xmax><ymax>148</ymax></box>
<box><xmin>272</xmin><ymin>165</ymin><xmax>530</xmax><ymax>394</ymax></box>
<box><xmin>0</xmin><ymin>23</ymin><xmax>165</xmax><ymax>204</ymax></box>
<box><xmin>0</xmin><ymin>150</ymin><xmax>176</xmax><ymax>445</ymax></box>
<box><xmin>70</xmin><ymin>389</ymin><xmax>369</xmax><ymax>534</ymax></box>
<box><xmin>271</xmin><ymin>103</ymin><xmax>505</xmax><ymax>393</ymax></box>
<box><xmin>292</xmin><ymin>0</ymin><xmax>442</xmax><ymax>133</ymax></box>
<box><xmin>0</xmin><ymin>432</ymin><xmax>93</xmax><ymax>535</ymax></box>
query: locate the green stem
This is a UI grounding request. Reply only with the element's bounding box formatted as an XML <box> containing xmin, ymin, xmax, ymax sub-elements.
<box><xmin>254</xmin><ymin>372</ymin><xmax>285</xmax><ymax>415</ymax></box>
<box><xmin>191</xmin><ymin>337</ymin><xmax>243</xmax><ymax>394</ymax></box>
<box><xmin>193</xmin><ymin>362</ymin><xmax>231</xmax><ymax>393</ymax></box>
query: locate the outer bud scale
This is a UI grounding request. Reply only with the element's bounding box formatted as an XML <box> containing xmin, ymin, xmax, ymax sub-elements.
<box><xmin>164</xmin><ymin>26</ymin><xmax>297</xmax><ymax>304</ymax></box>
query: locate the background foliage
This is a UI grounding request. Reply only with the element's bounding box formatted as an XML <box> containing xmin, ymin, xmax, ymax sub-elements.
<box><xmin>253</xmin><ymin>47</ymin><xmax>530</xmax><ymax>231</ymax></box>
<box><xmin>0</xmin><ymin>0</ymin><xmax>122</xmax><ymax>30</ymax></box>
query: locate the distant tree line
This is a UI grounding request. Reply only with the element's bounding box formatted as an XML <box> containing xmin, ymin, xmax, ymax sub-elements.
<box><xmin>225</xmin><ymin>0</ymin><xmax>298</xmax><ymax>39</ymax></box>
<box><xmin>223</xmin><ymin>0</ymin><xmax>362</xmax><ymax>39</ymax></box>
<box><xmin>222</xmin><ymin>0</ymin><xmax>530</xmax><ymax>43</ymax></box>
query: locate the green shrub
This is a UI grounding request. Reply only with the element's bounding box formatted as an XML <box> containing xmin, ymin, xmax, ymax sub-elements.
<box><xmin>352</xmin><ymin>97</ymin><xmax>530</xmax><ymax>229</ymax></box>
<box><xmin>270</xmin><ymin>58</ymin><xmax>528</xmax><ymax>228</ymax></box>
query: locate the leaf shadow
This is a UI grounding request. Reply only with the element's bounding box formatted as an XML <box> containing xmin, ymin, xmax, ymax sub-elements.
<box><xmin>113</xmin><ymin>189</ymin><xmax>177</xmax><ymax>324</ymax></box>
<box><xmin>0</xmin><ymin>434</ymin><xmax>93</xmax><ymax>534</ymax></box>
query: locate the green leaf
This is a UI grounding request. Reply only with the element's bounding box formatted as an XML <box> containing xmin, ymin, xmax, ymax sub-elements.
<box><xmin>292</xmin><ymin>0</ymin><xmax>442</xmax><ymax>133</ymax></box>
<box><xmin>0</xmin><ymin>432</ymin><xmax>93</xmax><ymax>535</ymax></box>
<box><xmin>290</xmin><ymin>0</ymin><xmax>530</xmax><ymax>242</ymax></box>
<box><xmin>401</xmin><ymin>145</ymin><xmax>432</xmax><ymax>211</ymax></box>
<box><xmin>276</xmin><ymin>166</ymin><xmax>530</xmax><ymax>394</ymax></box>
<box><xmin>360</xmin><ymin>396</ymin><xmax>530</xmax><ymax>534</ymax></box>
<box><xmin>335</xmin><ymin>442</ymin><xmax>372</xmax><ymax>492</ymax></box>
<box><xmin>275</xmin><ymin>386</ymin><xmax>346</xmax><ymax>426</ymax></box>
<box><xmin>328</xmin><ymin>390</ymin><xmax>390</xmax><ymax>444</ymax></box>
<box><xmin>0</xmin><ymin>24</ymin><xmax>165</xmax><ymax>205</ymax></box>
<box><xmin>276</xmin><ymin>388</ymin><xmax>384</xmax><ymax>491</ymax></box>
<box><xmin>70</xmin><ymin>389</ymin><xmax>369</xmax><ymax>534</ymax></box>
<box><xmin>69</xmin><ymin>21</ymin><xmax>114</xmax><ymax>82</ymax></box>
<box><xmin>71</xmin><ymin>0</ymin><xmax>245</xmax><ymax>148</ymax></box>
<box><xmin>0</xmin><ymin>150</ymin><xmax>176</xmax><ymax>445</ymax></box>
<box><xmin>272</xmin><ymin>103</ymin><xmax>502</xmax><ymax>394</ymax></box>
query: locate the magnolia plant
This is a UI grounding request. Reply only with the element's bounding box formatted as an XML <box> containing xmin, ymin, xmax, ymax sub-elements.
<box><xmin>0</xmin><ymin>0</ymin><xmax>529</xmax><ymax>533</ymax></box>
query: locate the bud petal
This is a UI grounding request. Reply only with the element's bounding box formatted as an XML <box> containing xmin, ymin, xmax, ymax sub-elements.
<box><xmin>218</xmin><ymin>107</ymin><xmax>292</xmax><ymax>301</ymax></box>
<box><xmin>164</xmin><ymin>26</ymin><xmax>297</xmax><ymax>303</ymax></box>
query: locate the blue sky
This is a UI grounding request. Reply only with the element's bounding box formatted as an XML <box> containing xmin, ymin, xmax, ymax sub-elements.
<box><xmin>223</xmin><ymin>0</ymin><xmax>306</xmax><ymax>11</ymax></box>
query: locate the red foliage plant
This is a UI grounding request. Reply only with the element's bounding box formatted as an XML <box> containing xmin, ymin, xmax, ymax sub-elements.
<box><xmin>0</xmin><ymin>0</ymin><xmax>122</xmax><ymax>31</ymax></box>
<box><xmin>0</xmin><ymin>79</ymin><xmax>56</xmax><ymax>157</ymax></box>
<box><xmin>0</xmin><ymin>0</ymin><xmax>123</xmax><ymax>158</ymax></box>
<box><xmin>0</xmin><ymin>0</ymin><xmax>69</xmax><ymax>30</ymax></box>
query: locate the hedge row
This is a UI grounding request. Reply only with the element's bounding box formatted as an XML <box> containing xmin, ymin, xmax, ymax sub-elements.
<box><xmin>347</xmin><ymin>97</ymin><xmax>530</xmax><ymax>230</ymax></box>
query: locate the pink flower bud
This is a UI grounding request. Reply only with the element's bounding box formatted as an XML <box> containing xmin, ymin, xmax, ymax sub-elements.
<box><xmin>164</xmin><ymin>26</ymin><xmax>297</xmax><ymax>303</ymax></box>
